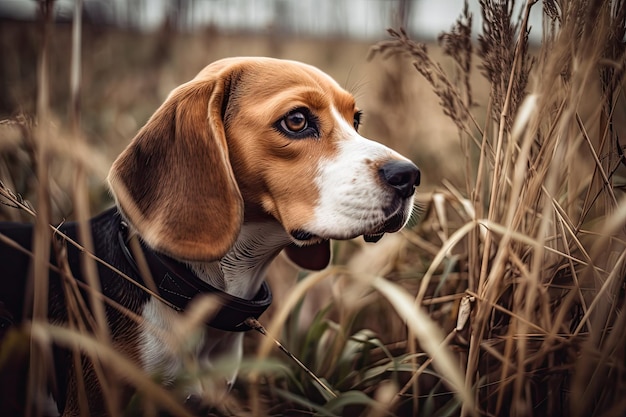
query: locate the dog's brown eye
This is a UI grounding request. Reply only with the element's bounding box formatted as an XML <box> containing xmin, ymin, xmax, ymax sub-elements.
<box><xmin>275</xmin><ymin>107</ymin><xmax>319</xmax><ymax>139</ymax></box>
<box><xmin>354</xmin><ymin>111</ymin><xmax>363</xmax><ymax>131</ymax></box>
<box><xmin>282</xmin><ymin>111</ymin><xmax>307</xmax><ymax>133</ymax></box>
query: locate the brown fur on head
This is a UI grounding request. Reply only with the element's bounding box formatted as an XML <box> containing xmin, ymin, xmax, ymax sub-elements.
<box><xmin>108</xmin><ymin>57</ymin><xmax>417</xmax><ymax>270</ymax></box>
<box><xmin>108</xmin><ymin>58</ymin><xmax>357</xmax><ymax>267</ymax></box>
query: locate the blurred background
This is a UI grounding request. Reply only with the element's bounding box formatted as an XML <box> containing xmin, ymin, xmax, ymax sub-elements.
<box><xmin>0</xmin><ymin>0</ymin><xmax>532</xmax><ymax>217</ymax></box>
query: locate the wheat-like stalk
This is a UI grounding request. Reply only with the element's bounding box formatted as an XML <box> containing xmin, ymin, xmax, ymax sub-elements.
<box><xmin>370</xmin><ymin>0</ymin><xmax>626</xmax><ymax>416</ymax></box>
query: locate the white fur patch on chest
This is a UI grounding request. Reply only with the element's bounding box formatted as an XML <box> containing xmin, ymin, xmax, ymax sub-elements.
<box><xmin>137</xmin><ymin>221</ymin><xmax>290</xmax><ymax>396</ymax></box>
<box><xmin>138</xmin><ymin>296</ymin><xmax>244</xmax><ymax>396</ymax></box>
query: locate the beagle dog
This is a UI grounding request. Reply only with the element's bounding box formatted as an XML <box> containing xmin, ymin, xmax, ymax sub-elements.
<box><xmin>0</xmin><ymin>57</ymin><xmax>420</xmax><ymax>416</ymax></box>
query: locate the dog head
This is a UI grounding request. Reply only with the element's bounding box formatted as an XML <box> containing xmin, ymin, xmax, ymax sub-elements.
<box><xmin>108</xmin><ymin>57</ymin><xmax>419</xmax><ymax>269</ymax></box>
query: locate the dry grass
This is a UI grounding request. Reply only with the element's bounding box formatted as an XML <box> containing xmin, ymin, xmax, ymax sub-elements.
<box><xmin>1</xmin><ymin>0</ymin><xmax>626</xmax><ymax>416</ymax></box>
<box><xmin>369</xmin><ymin>0</ymin><xmax>626</xmax><ymax>416</ymax></box>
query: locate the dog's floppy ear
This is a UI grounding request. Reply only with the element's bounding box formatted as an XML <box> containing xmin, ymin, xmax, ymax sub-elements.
<box><xmin>108</xmin><ymin>75</ymin><xmax>243</xmax><ymax>262</ymax></box>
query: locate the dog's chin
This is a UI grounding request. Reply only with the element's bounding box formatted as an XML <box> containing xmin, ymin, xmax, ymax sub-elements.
<box><xmin>291</xmin><ymin>208</ymin><xmax>409</xmax><ymax>246</ymax></box>
<box><xmin>363</xmin><ymin>233</ymin><xmax>385</xmax><ymax>243</ymax></box>
<box><xmin>363</xmin><ymin>210</ymin><xmax>407</xmax><ymax>243</ymax></box>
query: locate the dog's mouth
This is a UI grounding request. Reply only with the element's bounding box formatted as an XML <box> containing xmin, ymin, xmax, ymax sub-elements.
<box><xmin>291</xmin><ymin>206</ymin><xmax>408</xmax><ymax>245</ymax></box>
<box><xmin>363</xmin><ymin>210</ymin><xmax>406</xmax><ymax>243</ymax></box>
<box><xmin>363</xmin><ymin>233</ymin><xmax>384</xmax><ymax>243</ymax></box>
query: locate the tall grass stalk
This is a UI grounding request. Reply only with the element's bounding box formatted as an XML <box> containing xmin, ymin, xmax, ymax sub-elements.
<box><xmin>371</xmin><ymin>0</ymin><xmax>626</xmax><ymax>416</ymax></box>
<box><xmin>28</xmin><ymin>1</ymin><xmax>54</xmax><ymax>415</ymax></box>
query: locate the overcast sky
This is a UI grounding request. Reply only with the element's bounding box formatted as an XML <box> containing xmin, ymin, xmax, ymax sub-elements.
<box><xmin>0</xmin><ymin>0</ymin><xmax>544</xmax><ymax>41</ymax></box>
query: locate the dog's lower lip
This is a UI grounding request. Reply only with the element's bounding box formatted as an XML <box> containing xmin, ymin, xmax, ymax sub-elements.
<box><xmin>291</xmin><ymin>229</ymin><xmax>317</xmax><ymax>241</ymax></box>
<box><xmin>362</xmin><ymin>212</ymin><xmax>405</xmax><ymax>241</ymax></box>
<box><xmin>384</xmin><ymin>211</ymin><xmax>405</xmax><ymax>231</ymax></box>
<box><xmin>364</xmin><ymin>233</ymin><xmax>385</xmax><ymax>243</ymax></box>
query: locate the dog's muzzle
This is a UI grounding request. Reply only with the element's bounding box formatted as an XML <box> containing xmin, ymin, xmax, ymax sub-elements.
<box><xmin>362</xmin><ymin>160</ymin><xmax>420</xmax><ymax>243</ymax></box>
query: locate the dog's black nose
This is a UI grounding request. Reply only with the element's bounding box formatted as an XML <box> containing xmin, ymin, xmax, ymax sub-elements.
<box><xmin>379</xmin><ymin>160</ymin><xmax>420</xmax><ymax>198</ymax></box>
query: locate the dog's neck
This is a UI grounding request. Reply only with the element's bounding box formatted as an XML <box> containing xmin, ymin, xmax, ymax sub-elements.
<box><xmin>187</xmin><ymin>221</ymin><xmax>291</xmax><ymax>299</ymax></box>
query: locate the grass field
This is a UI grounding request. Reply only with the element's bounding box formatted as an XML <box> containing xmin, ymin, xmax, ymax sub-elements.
<box><xmin>1</xmin><ymin>0</ymin><xmax>625</xmax><ymax>416</ymax></box>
